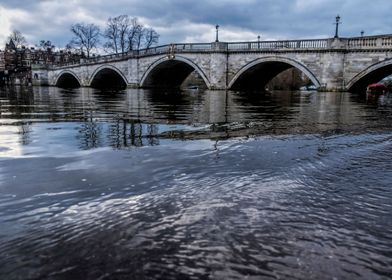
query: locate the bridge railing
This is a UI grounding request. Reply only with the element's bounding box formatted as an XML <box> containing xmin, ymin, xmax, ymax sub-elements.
<box><xmin>79</xmin><ymin>52</ymin><xmax>130</xmax><ymax>64</ymax></box>
<box><xmin>172</xmin><ymin>43</ymin><xmax>213</xmax><ymax>51</ymax></box>
<box><xmin>137</xmin><ymin>43</ymin><xmax>214</xmax><ymax>55</ymax></box>
<box><xmin>49</xmin><ymin>35</ymin><xmax>392</xmax><ymax>69</ymax></box>
<box><xmin>138</xmin><ymin>44</ymin><xmax>171</xmax><ymax>55</ymax></box>
<box><xmin>347</xmin><ymin>34</ymin><xmax>392</xmax><ymax>49</ymax></box>
<box><xmin>227</xmin><ymin>39</ymin><xmax>329</xmax><ymax>50</ymax></box>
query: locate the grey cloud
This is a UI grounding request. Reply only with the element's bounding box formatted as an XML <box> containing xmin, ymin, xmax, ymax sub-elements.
<box><xmin>1</xmin><ymin>0</ymin><xmax>392</xmax><ymax>48</ymax></box>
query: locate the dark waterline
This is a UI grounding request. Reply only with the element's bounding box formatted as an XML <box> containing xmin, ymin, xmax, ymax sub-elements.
<box><xmin>0</xmin><ymin>87</ymin><xmax>392</xmax><ymax>279</ymax></box>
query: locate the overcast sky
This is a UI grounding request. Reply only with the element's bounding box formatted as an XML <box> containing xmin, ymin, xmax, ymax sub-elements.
<box><xmin>1</xmin><ymin>0</ymin><xmax>392</xmax><ymax>49</ymax></box>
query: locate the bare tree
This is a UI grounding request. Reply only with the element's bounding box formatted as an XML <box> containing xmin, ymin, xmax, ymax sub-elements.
<box><xmin>70</xmin><ymin>23</ymin><xmax>100</xmax><ymax>58</ymax></box>
<box><xmin>8</xmin><ymin>30</ymin><xmax>27</xmax><ymax>48</ymax></box>
<box><xmin>104</xmin><ymin>17</ymin><xmax>119</xmax><ymax>53</ymax></box>
<box><xmin>143</xmin><ymin>27</ymin><xmax>159</xmax><ymax>49</ymax></box>
<box><xmin>134</xmin><ymin>27</ymin><xmax>144</xmax><ymax>50</ymax></box>
<box><xmin>117</xmin><ymin>15</ymin><xmax>130</xmax><ymax>53</ymax></box>
<box><xmin>104</xmin><ymin>15</ymin><xmax>130</xmax><ymax>54</ymax></box>
<box><xmin>37</xmin><ymin>40</ymin><xmax>55</xmax><ymax>51</ymax></box>
<box><xmin>127</xmin><ymin>17</ymin><xmax>143</xmax><ymax>51</ymax></box>
<box><xmin>104</xmin><ymin>16</ymin><xmax>161</xmax><ymax>52</ymax></box>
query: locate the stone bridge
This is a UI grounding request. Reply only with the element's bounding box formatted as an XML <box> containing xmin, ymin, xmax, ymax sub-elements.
<box><xmin>33</xmin><ymin>35</ymin><xmax>392</xmax><ymax>92</ymax></box>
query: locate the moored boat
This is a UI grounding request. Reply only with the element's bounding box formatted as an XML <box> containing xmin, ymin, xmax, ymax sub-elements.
<box><xmin>366</xmin><ymin>83</ymin><xmax>387</xmax><ymax>96</ymax></box>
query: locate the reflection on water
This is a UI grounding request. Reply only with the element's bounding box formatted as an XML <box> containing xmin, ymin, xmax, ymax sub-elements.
<box><xmin>0</xmin><ymin>87</ymin><xmax>392</xmax><ymax>279</ymax></box>
<box><xmin>1</xmin><ymin>87</ymin><xmax>392</xmax><ymax>153</ymax></box>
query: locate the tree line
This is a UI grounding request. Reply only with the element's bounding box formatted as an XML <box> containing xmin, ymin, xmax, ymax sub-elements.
<box><xmin>6</xmin><ymin>15</ymin><xmax>160</xmax><ymax>58</ymax></box>
<box><xmin>68</xmin><ymin>15</ymin><xmax>159</xmax><ymax>58</ymax></box>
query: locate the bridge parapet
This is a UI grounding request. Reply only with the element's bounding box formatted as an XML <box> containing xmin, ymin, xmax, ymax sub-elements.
<box><xmin>348</xmin><ymin>35</ymin><xmax>392</xmax><ymax>49</ymax></box>
<box><xmin>227</xmin><ymin>39</ymin><xmax>329</xmax><ymax>51</ymax></box>
<box><xmin>50</xmin><ymin>35</ymin><xmax>392</xmax><ymax>70</ymax></box>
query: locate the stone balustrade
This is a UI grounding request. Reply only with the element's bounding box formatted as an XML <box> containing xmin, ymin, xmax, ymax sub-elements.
<box><xmin>50</xmin><ymin>34</ymin><xmax>392</xmax><ymax>69</ymax></box>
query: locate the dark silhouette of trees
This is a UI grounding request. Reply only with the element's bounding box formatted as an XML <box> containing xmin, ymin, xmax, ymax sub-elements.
<box><xmin>144</xmin><ymin>27</ymin><xmax>159</xmax><ymax>49</ymax></box>
<box><xmin>104</xmin><ymin>15</ymin><xmax>130</xmax><ymax>54</ymax></box>
<box><xmin>6</xmin><ymin>15</ymin><xmax>160</xmax><ymax>61</ymax></box>
<box><xmin>69</xmin><ymin>23</ymin><xmax>100</xmax><ymax>58</ymax></box>
<box><xmin>127</xmin><ymin>17</ymin><xmax>143</xmax><ymax>51</ymax></box>
<box><xmin>37</xmin><ymin>40</ymin><xmax>55</xmax><ymax>50</ymax></box>
<box><xmin>103</xmin><ymin>15</ymin><xmax>160</xmax><ymax>53</ymax></box>
<box><xmin>7</xmin><ymin>30</ymin><xmax>27</xmax><ymax>48</ymax></box>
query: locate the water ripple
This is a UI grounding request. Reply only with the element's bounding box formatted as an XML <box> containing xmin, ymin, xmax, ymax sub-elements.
<box><xmin>1</xmin><ymin>88</ymin><xmax>392</xmax><ymax>279</ymax></box>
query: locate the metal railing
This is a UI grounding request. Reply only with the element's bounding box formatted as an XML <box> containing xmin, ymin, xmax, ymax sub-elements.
<box><xmin>50</xmin><ymin>34</ymin><xmax>392</xmax><ymax>69</ymax></box>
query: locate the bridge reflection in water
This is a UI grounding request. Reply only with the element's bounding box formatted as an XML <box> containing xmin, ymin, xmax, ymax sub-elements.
<box><xmin>1</xmin><ymin>86</ymin><xmax>391</xmax><ymax>153</ymax></box>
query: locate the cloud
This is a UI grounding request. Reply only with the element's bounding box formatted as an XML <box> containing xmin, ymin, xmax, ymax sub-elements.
<box><xmin>0</xmin><ymin>6</ymin><xmax>29</xmax><ymax>45</ymax></box>
<box><xmin>0</xmin><ymin>0</ymin><xmax>392</xmax><ymax>49</ymax></box>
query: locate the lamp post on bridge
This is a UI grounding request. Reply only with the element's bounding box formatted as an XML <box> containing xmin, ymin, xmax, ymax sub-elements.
<box><xmin>334</xmin><ymin>15</ymin><xmax>341</xmax><ymax>38</ymax></box>
<box><xmin>361</xmin><ymin>30</ymin><xmax>364</xmax><ymax>37</ymax></box>
<box><xmin>215</xmin><ymin>24</ymin><xmax>220</xmax><ymax>42</ymax></box>
<box><xmin>257</xmin><ymin>35</ymin><xmax>261</xmax><ymax>48</ymax></box>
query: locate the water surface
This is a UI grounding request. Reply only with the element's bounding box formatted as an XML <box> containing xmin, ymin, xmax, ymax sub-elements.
<box><xmin>0</xmin><ymin>87</ymin><xmax>392</xmax><ymax>279</ymax></box>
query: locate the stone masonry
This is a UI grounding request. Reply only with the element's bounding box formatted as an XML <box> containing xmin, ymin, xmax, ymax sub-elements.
<box><xmin>32</xmin><ymin>36</ymin><xmax>392</xmax><ymax>92</ymax></box>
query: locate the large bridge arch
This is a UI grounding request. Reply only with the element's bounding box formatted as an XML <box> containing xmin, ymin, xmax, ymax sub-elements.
<box><xmin>55</xmin><ymin>70</ymin><xmax>81</xmax><ymax>88</ymax></box>
<box><xmin>346</xmin><ymin>59</ymin><xmax>392</xmax><ymax>92</ymax></box>
<box><xmin>89</xmin><ymin>64</ymin><xmax>128</xmax><ymax>89</ymax></box>
<box><xmin>229</xmin><ymin>56</ymin><xmax>321</xmax><ymax>90</ymax></box>
<box><xmin>140</xmin><ymin>56</ymin><xmax>211</xmax><ymax>89</ymax></box>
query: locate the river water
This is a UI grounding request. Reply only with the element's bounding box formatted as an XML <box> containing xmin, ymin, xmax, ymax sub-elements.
<box><xmin>0</xmin><ymin>87</ymin><xmax>391</xmax><ymax>279</ymax></box>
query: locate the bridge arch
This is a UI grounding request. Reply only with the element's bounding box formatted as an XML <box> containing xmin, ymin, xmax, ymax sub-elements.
<box><xmin>140</xmin><ymin>56</ymin><xmax>211</xmax><ymax>89</ymax></box>
<box><xmin>229</xmin><ymin>56</ymin><xmax>321</xmax><ymax>90</ymax></box>
<box><xmin>55</xmin><ymin>70</ymin><xmax>81</xmax><ymax>88</ymax></box>
<box><xmin>89</xmin><ymin>65</ymin><xmax>128</xmax><ymax>89</ymax></box>
<box><xmin>347</xmin><ymin>59</ymin><xmax>392</xmax><ymax>92</ymax></box>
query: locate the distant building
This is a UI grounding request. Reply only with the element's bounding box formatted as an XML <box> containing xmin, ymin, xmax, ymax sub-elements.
<box><xmin>4</xmin><ymin>39</ymin><xmax>17</xmax><ymax>72</ymax></box>
<box><xmin>1</xmin><ymin>39</ymin><xmax>82</xmax><ymax>85</ymax></box>
<box><xmin>0</xmin><ymin>51</ymin><xmax>5</xmax><ymax>85</ymax></box>
<box><xmin>0</xmin><ymin>50</ymin><xmax>5</xmax><ymax>72</ymax></box>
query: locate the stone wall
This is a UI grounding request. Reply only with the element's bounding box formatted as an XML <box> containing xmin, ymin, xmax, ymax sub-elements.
<box><xmin>34</xmin><ymin>42</ymin><xmax>392</xmax><ymax>92</ymax></box>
